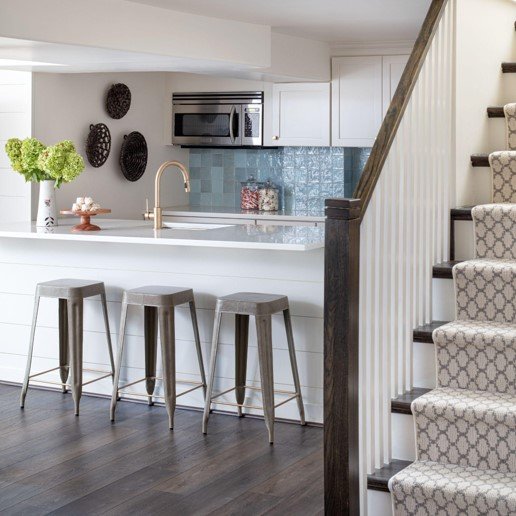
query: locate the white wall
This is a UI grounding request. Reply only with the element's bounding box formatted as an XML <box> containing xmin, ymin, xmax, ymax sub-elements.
<box><xmin>260</xmin><ymin>32</ymin><xmax>330</xmax><ymax>82</ymax></box>
<box><xmin>32</xmin><ymin>72</ymin><xmax>189</xmax><ymax>220</ymax></box>
<box><xmin>454</xmin><ymin>0</ymin><xmax>516</xmax><ymax>206</ymax></box>
<box><xmin>0</xmin><ymin>71</ymin><xmax>32</xmax><ymax>222</ymax></box>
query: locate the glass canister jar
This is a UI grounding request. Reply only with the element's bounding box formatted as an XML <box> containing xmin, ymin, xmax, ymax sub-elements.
<box><xmin>258</xmin><ymin>180</ymin><xmax>279</xmax><ymax>211</ymax></box>
<box><xmin>240</xmin><ymin>176</ymin><xmax>260</xmax><ymax>210</ymax></box>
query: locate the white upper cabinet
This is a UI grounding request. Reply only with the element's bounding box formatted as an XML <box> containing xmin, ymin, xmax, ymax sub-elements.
<box><xmin>271</xmin><ymin>82</ymin><xmax>330</xmax><ymax>147</ymax></box>
<box><xmin>331</xmin><ymin>55</ymin><xmax>409</xmax><ymax>147</ymax></box>
<box><xmin>382</xmin><ymin>55</ymin><xmax>410</xmax><ymax>117</ymax></box>
<box><xmin>331</xmin><ymin>56</ymin><xmax>383</xmax><ymax>147</ymax></box>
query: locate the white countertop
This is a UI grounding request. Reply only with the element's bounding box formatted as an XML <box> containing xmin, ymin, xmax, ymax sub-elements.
<box><xmin>161</xmin><ymin>205</ymin><xmax>325</xmax><ymax>222</ymax></box>
<box><xmin>0</xmin><ymin>219</ymin><xmax>325</xmax><ymax>251</ymax></box>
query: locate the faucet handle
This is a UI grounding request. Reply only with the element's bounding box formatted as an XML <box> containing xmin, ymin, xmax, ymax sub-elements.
<box><xmin>143</xmin><ymin>198</ymin><xmax>153</xmax><ymax>220</ymax></box>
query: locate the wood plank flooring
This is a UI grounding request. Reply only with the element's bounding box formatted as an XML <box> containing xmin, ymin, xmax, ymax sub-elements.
<box><xmin>0</xmin><ymin>384</ymin><xmax>323</xmax><ymax>515</ymax></box>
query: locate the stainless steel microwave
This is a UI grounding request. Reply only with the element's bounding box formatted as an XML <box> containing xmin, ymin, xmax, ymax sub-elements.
<box><xmin>172</xmin><ymin>91</ymin><xmax>263</xmax><ymax>147</ymax></box>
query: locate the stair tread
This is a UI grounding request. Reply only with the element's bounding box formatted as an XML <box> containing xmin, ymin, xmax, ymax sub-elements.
<box><xmin>436</xmin><ymin>319</ymin><xmax>516</xmax><ymax>335</ymax></box>
<box><xmin>413</xmin><ymin>321</ymin><xmax>449</xmax><ymax>343</ymax></box>
<box><xmin>413</xmin><ymin>387</ymin><xmax>516</xmax><ymax>420</ymax></box>
<box><xmin>451</xmin><ymin>206</ymin><xmax>473</xmax><ymax>220</ymax></box>
<box><xmin>392</xmin><ymin>388</ymin><xmax>432</xmax><ymax>414</ymax></box>
<box><xmin>431</xmin><ymin>258</ymin><xmax>516</xmax><ymax>280</ymax></box>
<box><xmin>433</xmin><ymin>260</ymin><xmax>461</xmax><ymax>279</ymax></box>
<box><xmin>390</xmin><ymin>461</ymin><xmax>516</xmax><ymax>503</ymax></box>
<box><xmin>455</xmin><ymin>257</ymin><xmax>516</xmax><ymax>269</ymax></box>
<box><xmin>487</xmin><ymin>106</ymin><xmax>506</xmax><ymax>118</ymax></box>
<box><xmin>367</xmin><ymin>459</ymin><xmax>412</xmax><ymax>492</ymax></box>
<box><xmin>471</xmin><ymin>153</ymin><xmax>489</xmax><ymax>167</ymax></box>
<box><xmin>502</xmin><ymin>62</ymin><xmax>516</xmax><ymax>73</ymax></box>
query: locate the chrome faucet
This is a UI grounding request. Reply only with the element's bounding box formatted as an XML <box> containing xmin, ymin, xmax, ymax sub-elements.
<box><xmin>146</xmin><ymin>161</ymin><xmax>190</xmax><ymax>229</ymax></box>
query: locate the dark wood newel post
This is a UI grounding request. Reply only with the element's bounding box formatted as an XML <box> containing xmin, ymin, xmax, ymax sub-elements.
<box><xmin>324</xmin><ymin>198</ymin><xmax>361</xmax><ymax>515</ymax></box>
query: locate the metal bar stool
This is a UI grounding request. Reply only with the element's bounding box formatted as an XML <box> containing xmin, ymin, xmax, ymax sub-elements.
<box><xmin>20</xmin><ymin>279</ymin><xmax>114</xmax><ymax>415</ymax></box>
<box><xmin>202</xmin><ymin>292</ymin><xmax>306</xmax><ymax>443</ymax></box>
<box><xmin>110</xmin><ymin>286</ymin><xmax>206</xmax><ymax>429</ymax></box>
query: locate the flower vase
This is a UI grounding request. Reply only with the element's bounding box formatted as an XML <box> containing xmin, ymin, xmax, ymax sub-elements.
<box><xmin>36</xmin><ymin>180</ymin><xmax>58</xmax><ymax>227</ymax></box>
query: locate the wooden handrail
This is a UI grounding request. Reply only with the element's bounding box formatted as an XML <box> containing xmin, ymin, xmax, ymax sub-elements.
<box><xmin>323</xmin><ymin>1</ymin><xmax>450</xmax><ymax>514</ymax></box>
<box><xmin>353</xmin><ymin>0</ymin><xmax>449</xmax><ymax>221</ymax></box>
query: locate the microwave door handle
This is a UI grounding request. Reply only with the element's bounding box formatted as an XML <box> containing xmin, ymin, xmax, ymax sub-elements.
<box><xmin>229</xmin><ymin>105</ymin><xmax>236</xmax><ymax>143</ymax></box>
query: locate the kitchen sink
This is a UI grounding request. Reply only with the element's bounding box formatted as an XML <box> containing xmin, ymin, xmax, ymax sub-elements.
<box><xmin>162</xmin><ymin>222</ymin><xmax>234</xmax><ymax>231</ymax></box>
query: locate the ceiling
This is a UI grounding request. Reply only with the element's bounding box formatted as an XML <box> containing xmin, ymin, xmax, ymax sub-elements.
<box><xmin>125</xmin><ymin>0</ymin><xmax>431</xmax><ymax>43</ymax></box>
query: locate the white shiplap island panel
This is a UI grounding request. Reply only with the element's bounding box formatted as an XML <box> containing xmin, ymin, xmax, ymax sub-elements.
<box><xmin>0</xmin><ymin>220</ymin><xmax>324</xmax><ymax>423</ymax></box>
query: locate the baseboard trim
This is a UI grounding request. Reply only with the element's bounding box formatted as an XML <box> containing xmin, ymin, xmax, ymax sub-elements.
<box><xmin>0</xmin><ymin>380</ymin><xmax>323</xmax><ymax>428</ymax></box>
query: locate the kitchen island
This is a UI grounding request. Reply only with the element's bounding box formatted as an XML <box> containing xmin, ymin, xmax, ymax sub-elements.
<box><xmin>0</xmin><ymin>219</ymin><xmax>324</xmax><ymax>423</ymax></box>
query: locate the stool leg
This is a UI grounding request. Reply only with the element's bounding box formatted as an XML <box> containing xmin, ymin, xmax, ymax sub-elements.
<box><xmin>202</xmin><ymin>302</ymin><xmax>222</xmax><ymax>434</ymax></box>
<box><xmin>58</xmin><ymin>299</ymin><xmax>69</xmax><ymax>393</ymax></box>
<box><xmin>144</xmin><ymin>306</ymin><xmax>158</xmax><ymax>406</ymax></box>
<box><xmin>110</xmin><ymin>297</ymin><xmax>128</xmax><ymax>421</ymax></box>
<box><xmin>235</xmin><ymin>314</ymin><xmax>249</xmax><ymax>417</ymax></box>
<box><xmin>20</xmin><ymin>290</ymin><xmax>41</xmax><ymax>408</ymax></box>
<box><xmin>256</xmin><ymin>315</ymin><xmax>275</xmax><ymax>444</ymax></box>
<box><xmin>68</xmin><ymin>298</ymin><xmax>84</xmax><ymax>416</ymax></box>
<box><xmin>100</xmin><ymin>290</ymin><xmax>115</xmax><ymax>379</ymax></box>
<box><xmin>283</xmin><ymin>308</ymin><xmax>306</xmax><ymax>425</ymax></box>
<box><xmin>189</xmin><ymin>299</ymin><xmax>206</xmax><ymax>398</ymax></box>
<box><xmin>158</xmin><ymin>306</ymin><xmax>176</xmax><ymax>429</ymax></box>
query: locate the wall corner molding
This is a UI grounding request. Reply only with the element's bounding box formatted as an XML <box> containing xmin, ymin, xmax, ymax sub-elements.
<box><xmin>330</xmin><ymin>39</ymin><xmax>415</xmax><ymax>56</ymax></box>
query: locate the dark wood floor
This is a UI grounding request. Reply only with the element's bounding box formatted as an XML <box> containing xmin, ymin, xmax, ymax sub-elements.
<box><xmin>0</xmin><ymin>384</ymin><xmax>323</xmax><ymax>515</ymax></box>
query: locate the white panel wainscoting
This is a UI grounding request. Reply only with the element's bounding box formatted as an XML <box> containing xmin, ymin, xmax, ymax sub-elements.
<box><xmin>0</xmin><ymin>238</ymin><xmax>324</xmax><ymax>423</ymax></box>
<box><xmin>0</xmin><ymin>71</ymin><xmax>32</xmax><ymax>223</ymax></box>
<box><xmin>357</xmin><ymin>1</ymin><xmax>456</xmax><ymax>511</ymax></box>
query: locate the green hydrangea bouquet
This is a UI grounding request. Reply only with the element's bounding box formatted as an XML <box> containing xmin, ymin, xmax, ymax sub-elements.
<box><xmin>5</xmin><ymin>137</ymin><xmax>85</xmax><ymax>227</ymax></box>
<box><xmin>5</xmin><ymin>137</ymin><xmax>85</xmax><ymax>187</ymax></box>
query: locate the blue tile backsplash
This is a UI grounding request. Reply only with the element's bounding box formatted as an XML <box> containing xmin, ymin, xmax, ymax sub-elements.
<box><xmin>189</xmin><ymin>147</ymin><xmax>371</xmax><ymax>215</ymax></box>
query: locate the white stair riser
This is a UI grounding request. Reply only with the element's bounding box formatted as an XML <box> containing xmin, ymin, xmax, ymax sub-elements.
<box><xmin>368</xmin><ymin>490</ymin><xmax>392</xmax><ymax>516</ymax></box>
<box><xmin>432</xmin><ymin>278</ymin><xmax>455</xmax><ymax>321</ymax></box>
<box><xmin>412</xmin><ymin>342</ymin><xmax>436</xmax><ymax>389</ymax></box>
<box><xmin>391</xmin><ymin>413</ymin><xmax>416</xmax><ymax>461</ymax></box>
<box><xmin>454</xmin><ymin>220</ymin><xmax>475</xmax><ymax>261</ymax></box>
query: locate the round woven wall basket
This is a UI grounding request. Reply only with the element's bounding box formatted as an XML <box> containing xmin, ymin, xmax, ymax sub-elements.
<box><xmin>120</xmin><ymin>131</ymin><xmax>148</xmax><ymax>182</ymax></box>
<box><xmin>106</xmin><ymin>83</ymin><xmax>131</xmax><ymax>119</ymax></box>
<box><xmin>85</xmin><ymin>123</ymin><xmax>111</xmax><ymax>168</ymax></box>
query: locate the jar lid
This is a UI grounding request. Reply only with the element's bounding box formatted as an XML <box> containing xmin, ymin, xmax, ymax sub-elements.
<box><xmin>241</xmin><ymin>175</ymin><xmax>257</xmax><ymax>186</ymax></box>
<box><xmin>262</xmin><ymin>179</ymin><xmax>277</xmax><ymax>189</ymax></box>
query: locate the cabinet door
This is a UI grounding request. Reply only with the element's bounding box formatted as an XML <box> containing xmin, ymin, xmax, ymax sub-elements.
<box><xmin>272</xmin><ymin>83</ymin><xmax>330</xmax><ymax>147</ymax></box>
<box><xmin>382</xmin><ymin>55</ymin><xmax>410</xmax><ymax>117</ymax></box>
<box><xmin>331</xmin><ymin>56</ymin><xmax>382</xmax><ymax>147</ymax></box>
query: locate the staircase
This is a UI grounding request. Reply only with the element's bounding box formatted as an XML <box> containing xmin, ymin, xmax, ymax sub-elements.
<box><xmin>385</xmin><ymin>20</ymin><xmax>516</xmax><ymax>515</ymax></box>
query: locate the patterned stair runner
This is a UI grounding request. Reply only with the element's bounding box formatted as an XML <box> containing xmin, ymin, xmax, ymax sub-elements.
<box><xmin>490</xmin><ymin>103</ymin><xmax>516</xmax><ymax>203</ymax></box>
<box><xmin>390</xmin><ymin>105</ymin><xmax>516</xmax><ymax>515</ymax></box>
<box><xmin>390</xmin><ymin>461</ymin><xmax>516</xmax><ymax>514</ymax></box>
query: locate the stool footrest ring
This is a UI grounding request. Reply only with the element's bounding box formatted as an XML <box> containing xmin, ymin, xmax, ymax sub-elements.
<box><xmin>116</xmin><ymin>376</ymin><xmax>205</xmax><ymax>399</ymax></box>
<box><xmin>209</xmin><ymin>385</ymin><xmax>300</xmax><ymax>410</ymax></box>
<box><xmin>28</xmin><ymin>367</ymin><xmax>113</xmax><ymax>388</ymax></box>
